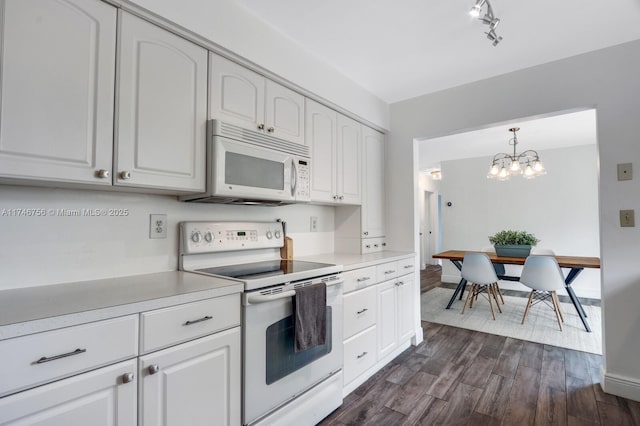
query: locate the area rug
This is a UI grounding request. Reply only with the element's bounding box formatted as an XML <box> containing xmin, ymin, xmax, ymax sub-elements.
<box><xmin>420</xmin><ymin>287</ymin><xmax>602</xmax><ymax>354</ymax></box>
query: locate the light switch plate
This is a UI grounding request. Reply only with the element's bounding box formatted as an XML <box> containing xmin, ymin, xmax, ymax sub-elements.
<box><xmin>620</xmin><ymin>210</ymin><xmax>635</xmax><ymax>227</ymax></box>
<box><xmin>617</xmin><ymin>163</ymin><xmax>633</xmax><ymax>181</ymax></box>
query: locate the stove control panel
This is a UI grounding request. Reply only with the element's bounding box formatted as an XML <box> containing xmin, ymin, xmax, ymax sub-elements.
<box><xmin>180</xmin><ymin>221</ymin><xmax>284</xmax><ymax>254</ymax></box>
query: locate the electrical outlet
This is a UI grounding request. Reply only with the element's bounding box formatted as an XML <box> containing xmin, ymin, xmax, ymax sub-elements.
<box><xmin>620</xmin><ymin>210</ymin><xmax>635</xmax><ymax>227</ymax></box>
<box><xmin>149</xmin><ymin>214</ymin><xmax>168</xmax><ymax>238</ymax></box>
<box><xmin>310</xmin><ymin>216</ymin><xmax>318</xmax><ymax>232</ymax></box>
<box><xmin>617</xmin><ymin>163</ymin><xmax>633</xmax><ymax>181</ymax></box>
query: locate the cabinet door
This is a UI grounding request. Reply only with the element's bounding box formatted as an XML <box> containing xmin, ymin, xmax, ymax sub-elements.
<box><xmin>0</xmin><ymin>0</ymin><xmax>116</xmax><ymax>185</ymax></box>
<box><xmin>376</xmin><ymin>280</ymin><xmax>397</xmax><ymax>359</ymax></box>
<box><xmin>139</xmin><ymin>328</ymin><xmax>241</xmax><ymax>426</ymax></box>
<box><xmin>336</xmin><ymin>114</ymin><xmax>362</xmax><ymax>205</ymax></box>
<box><xmin>209</xmin><ymin>53</ymin><xmax>265</xmax><ymax>133</ymax></box>
<box><xmin>115</xmin><ymin>12</ymin><xmax>206</xmax><ymax>192</ymax></box>
<box><xmin>362</xmin><ymin>127</ymin><xmax>385</xmax><ymax>238</ymax></box>
<box><xmin>306</xmin><ymin>99</ymin><xmax>337</xmax><ymax>203</ymax></box>
<box><xmin>0</xmin><ymin>359</ymin><xmax>137</xmax><ymax>425</ymax></box>
<box><xmin>397</xmin><ymin>275</ymin><xmax>415</xmax><ymax>343</ymax></box>
<box><xmin>265</xmin><ymin>80</ymin><xmax>304</xmax><ymax>144</ymax></box>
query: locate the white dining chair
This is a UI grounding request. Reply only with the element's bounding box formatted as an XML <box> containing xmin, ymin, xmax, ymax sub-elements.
<box><xmin>519</xmin><ymin>255</ymin><xmax>565</xmax><ymax>331</ymax></box>
<box><xmin>460</xmin><ymin>253</ymin><xmax>503</xmax><ymax>320</ymax></box>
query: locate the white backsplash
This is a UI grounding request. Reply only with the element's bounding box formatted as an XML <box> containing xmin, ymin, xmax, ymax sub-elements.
<box><xmin>0</xmin><ymin>185</ymin><xmax>335</xmax><ymax>289</ymax></box>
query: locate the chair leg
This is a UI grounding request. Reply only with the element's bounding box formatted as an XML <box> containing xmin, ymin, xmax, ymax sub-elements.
<box><xmin>491</xmin><ymin>284</ymin><xmax>502</xmax><ymax>313</ymax></box>
<box><xmin>461</xmin><ymin>284</ymin><xmax>475</xmax><ymax>314</ymax></box>
<box><xmin>550</xmin><ymin>291</ymin><xmax>563</xmax><ymax>331</ymax></box>
<box><xmin>552</xmin><ymin>291</ymin><xmax>564</xmax><ymax>323</ymax></box>
<box><xmin>469</xmin><ymin>284</ymin><xmax>477</xmax><ymax>309</ymax></box>
<box><xmin>486</xmin><ymin>285</ymin><xmax>496</xmax><ymax>320</ymax></box>
<box><xmin>521</xmin><ymin>291</ymin><xmax>535</xmax><ymax>324</ymax></box>
<box><xmin>494</xmin><ymin>283</ymin><xmax>505</xmax><ymax>304</ymax></box>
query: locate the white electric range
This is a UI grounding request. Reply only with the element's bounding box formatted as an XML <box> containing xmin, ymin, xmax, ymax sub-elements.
<box><xmin>179</xmin><ymin>221</ymin><xmax>344</xmax><ymax>426</ymax></box>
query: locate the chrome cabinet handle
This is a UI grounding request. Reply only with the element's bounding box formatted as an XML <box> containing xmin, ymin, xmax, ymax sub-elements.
<box><xmin>35</xmin><ymin>348</ymin><xmax>86</xmax><ymax>364</ymax></box>
<box><xmin>257</xmin><ymin>123</ymin><xmax>265</xmax><ymax>130</ymax></box>
<box><xmin>397</xmin><ymin>281</ymin><xmax>405</xmax><ymax>286</ymax></box>
<box><xmin>122</xmin><ymin>372</ymin><xmax>135</xmax><ymax>384</ymax></box>
<box><xmin>357</xmin><ymin>352</ymin><xmax>368</xmax><ymax>359</ymax></box>
<box><xmin>267</xmin><ymin>127</ymin><xmax>274</xmax><ymax>133</ymax></box>
<box><xmin>384</xmin><ymin>270</ymin><xmax>396</xmax><ymax>274</ymax></box>
<box><xmin>119</xmin><ymin>171</ymin><xmax>131</xmax><ymax>180</ymax></box>
<box><xmin>96</xmin><ymin>169</ymin><xmax>110</xmax><ymax>179</ymax></box>
<box><xmin>404</xmin><ymin>265</ymin><xmax>412</xmax><ymax>269</ymax></box>
<box><xmin>356</xmin><ymin>308</ymin><xmax>368</xmax><ymax>314</ymax></box>
<box><xmin>356</xmin><ymin>277</ymin><xmax>370</xmax><ymax>282</ymax></box>
<box><xmin>148</xmin><ymin>364</ymin><xmax>160</xmax><ymax>375</ymax></box>
<box><xmin>184</xmin><ymin>315</ymin><xmax>213</xmax><ymax>326</ymax></box>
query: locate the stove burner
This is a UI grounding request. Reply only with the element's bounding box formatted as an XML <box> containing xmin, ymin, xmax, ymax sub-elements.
<box><xmin>196</xmin><ymin>260</ymin><xmax>335</xmax><ymax>281</ymax></box>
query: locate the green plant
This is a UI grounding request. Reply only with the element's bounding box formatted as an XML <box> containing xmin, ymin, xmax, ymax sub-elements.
<box><xmin>488</xmin><ymin>230</ymin><xmax>539</xmax><ymax>246</ymax></box>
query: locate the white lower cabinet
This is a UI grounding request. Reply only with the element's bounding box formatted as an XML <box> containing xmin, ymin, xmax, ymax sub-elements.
<box><xmin>0</xmin><ymin>359</ymin><xmax>137</xmax><ymax>425</ymax></box>
<box><xmin>139</xmin><ymin>327</ymin><xmax>241</xmax><ymax>426</ymax></box>
<box><xmin>341</xmin><ymin>256</ymin><xmax>416</xmax><ymax>392</ymax></box>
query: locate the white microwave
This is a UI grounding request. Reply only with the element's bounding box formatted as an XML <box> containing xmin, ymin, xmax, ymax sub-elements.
<box><xmin>181</xmin><ymin>120</ymin><xmax>310</xmax><ymax>205</ymax></box>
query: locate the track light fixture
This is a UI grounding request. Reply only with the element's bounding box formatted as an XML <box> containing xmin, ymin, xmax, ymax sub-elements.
<box><xmin>469</xmin><ymin>0</ymin><xmax>503</xmax><ymax>46</ymax></box>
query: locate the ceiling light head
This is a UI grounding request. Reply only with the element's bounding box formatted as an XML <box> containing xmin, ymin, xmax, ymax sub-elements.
<box><xmin>469</xmin><ymin>0</ymin><xmax>486</xmax><ymax>17</ymax></box>
<box><xmin>431</xmin><ymin>170</ymin><xmax>442</xmax><ymax>180</ymax></box>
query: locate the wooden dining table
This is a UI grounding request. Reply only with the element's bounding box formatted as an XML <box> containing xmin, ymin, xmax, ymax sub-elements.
<box><xmin>432</xmin><ymin>250</ymin><xmax>601</xmax><ymax>332</ymax></box>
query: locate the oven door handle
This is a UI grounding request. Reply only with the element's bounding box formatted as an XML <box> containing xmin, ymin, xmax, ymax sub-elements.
<box><xmin>246</xmin><ymin>290</ymin><xmax>297</xmax><ymax>305</ymax></box>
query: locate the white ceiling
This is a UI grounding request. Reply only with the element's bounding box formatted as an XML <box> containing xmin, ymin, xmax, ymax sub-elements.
<box><xmin>418</xmin><ymin>109</ymin><xmax>597</xmax><ymax>171</ymax></box>
<box><xmin>235</xmin><ymin>0</ymin><xmax>640</xmax><ymax>103</ymax></box>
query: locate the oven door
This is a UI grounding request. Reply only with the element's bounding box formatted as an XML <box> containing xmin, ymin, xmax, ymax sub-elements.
<box><xmin>212</xmin><ymin>136</ymin><xmax>297</xmax><ymax>202</ymax></box>
<box><xmin>243</xmin><ymin>280</ymin><xmax>343</xmax><ymax>425</ymax></box>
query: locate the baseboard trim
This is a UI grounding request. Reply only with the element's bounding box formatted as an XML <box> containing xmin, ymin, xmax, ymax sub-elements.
<box><xmin>602</xmin><ymin>369</ymin><xmax>640</xmax><ymax>402</ymax></box>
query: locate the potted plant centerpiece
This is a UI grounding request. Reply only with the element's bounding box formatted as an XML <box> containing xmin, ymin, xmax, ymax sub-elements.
<box><xmin>489</xmin><ymin>230</ymin><xmax>539</xmax><ymax>258</ymax></box>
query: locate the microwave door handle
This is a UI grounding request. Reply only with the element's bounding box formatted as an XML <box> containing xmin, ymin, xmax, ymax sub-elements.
<box><xmin>291</xmin><ymin>159</ymin><xmax>297</xmax><ymax>197</ymax></box>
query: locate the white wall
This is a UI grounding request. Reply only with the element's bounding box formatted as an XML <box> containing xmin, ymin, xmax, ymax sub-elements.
<box><xmin>387</xmin><ymin>39</ymin><xmax>640</xmax><ymax>401</ymax></box>
<box><xmin>0</xmin><ymin>185</ymin><xmax>334</xmax><ymax>289</ymax></box>
<box><xmin>124</xmin><ymin>0</ymin><xmax>389</xmax><ymax>130</ymax></box>
<box><xmin>437</xmin><ymin>145</ymin><xmax>600</xmax><ymax>298</ymax></box>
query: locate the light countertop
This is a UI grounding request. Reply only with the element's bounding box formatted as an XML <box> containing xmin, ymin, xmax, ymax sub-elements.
<box><xmin>0</xmin><ymin>272</ymin><xmax>242</xmax><ymax>340</ymax></box>
<box><xmin>299</xmin><ymin>250</ymin><xmax>416</xmax><ymax>271</ymax></box>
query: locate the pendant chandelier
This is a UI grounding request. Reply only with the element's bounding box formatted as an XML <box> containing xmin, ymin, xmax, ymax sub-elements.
<box><xmin>487</xmin><ymin>127</ymin><xmax>546</xmax><ymax>181</ymax></box>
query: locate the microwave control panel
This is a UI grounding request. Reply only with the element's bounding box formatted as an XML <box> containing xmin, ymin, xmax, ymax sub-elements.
<box><xmin>295</xmin><ymin>159</ymin><xmax>310</xmax><ymax>201</ymax></box>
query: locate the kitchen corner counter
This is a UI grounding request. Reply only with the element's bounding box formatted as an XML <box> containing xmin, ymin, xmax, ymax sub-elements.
<box><xmin>299</xmin><ymin>250</ymin><xmax>416</xmax><ymax>272</ymax></box>
<box><xmin>0</xmin><ymin>272</ymin><xmax>242</xmax><ymax>340</ymax></box>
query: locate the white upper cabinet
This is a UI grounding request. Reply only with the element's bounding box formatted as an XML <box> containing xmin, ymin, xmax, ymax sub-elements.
<box><xmin>336</xmin><ymin>114</ymin><xmax>362</xmax><ymax>205</ymax></box>
<box><xmin>209</xmin><ymin>53</ymin><xmax>304</xmax><ymax>145</ymax></box>
<box><xmin>306</xmin><ymin>99</ymin><xmax>337</xmax><ymax>202</ymax></box>
<box><xmin>0</xmin><ymin>0</ymin><xmax>117</xmax><ymax>185</ymax></box>
<box><xmin>115</xmin><ymin>12</ymin><xmax>206</xmax><ymax>192</ymax></box>
<box><xmin>306</xmin><ymin>99</ymin><xmax>361</xmax><ymax>205</ymax></box>
<box><xmin>362</xmin><ymin>127</ymin><xmax>385</xmax><ymax>238</ymax></box>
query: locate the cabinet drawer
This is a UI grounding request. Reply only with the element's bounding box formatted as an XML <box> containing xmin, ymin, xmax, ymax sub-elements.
<box><xmin>343</xmin><ymin>286</ymin><xmax>377</xmax><ymax>339</ymax></box>
<box><xmin>397</xmin><ymin>257</ymin><xmax>415</xmax><ymax>275</ymax></box>
<box><xmin>376</xmin><ymin>261</ymin><xmax>398</xmax><ymax>282</ymax></box>
<box><xmin>343</xmin><ymin>326</ymin><xmax>377</xmax><ymax>385</ymax></box>
<box><xmin>140</xmin><ymin>294</ymin><xmax>240</xmax><ymax>353</ymax></box>
<box><xmin>343</xmin><ymin>266</ymin><xmax>377</xmax><ymax>293</ymax></box>
<box><xmin>361</xmin><ymin>238</ymin><xmax>386</xmax><ymax>254</ymax></box>
<box><xmin>0</xmin><ymin>315</ymin><xmax>138</xmax><ymax>397</ymax></box>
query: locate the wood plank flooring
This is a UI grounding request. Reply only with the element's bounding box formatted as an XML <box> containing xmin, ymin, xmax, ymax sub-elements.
<box><xmin>318</xmin><ymin>266</ymin><xmax>637</xmax><ymax>425</ymax></box>
<box><xmin>319</xmin><ymin>322</ymin><xmax>640</xmax><ymax>425</ymax></box>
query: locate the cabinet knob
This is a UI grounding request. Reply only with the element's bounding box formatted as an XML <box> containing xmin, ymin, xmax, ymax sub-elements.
<box><xmin>339</xmin><ymin>195</ymin><xmax>344</xmax><ymax>200</ymax></box>
<box><xmin>96</xmin><ymin>169</ymin><xmax>110</xmax><ymax>179</ymax></box>
<box><xmin>257</xmin><ymin>123</ymin><xmax>265</xmax><ymax>130</ymax></box>
<box><xmin>122</xmin><ymin>372</ymin><xmax>135</xmax><ymax>383</ymax></box>
<box><xmin>363</xmin><ymin>231</ymin><xmax>369</xmax><ymax>236</ymax></box>
<box><xmin>119</xmin><ymin>171</ymin><xmax>131</xmax><ymax>180</ymax></box>
<box><xmin>333</xmin><ymin>195</ymin><xmax>338</xmax><ymax>200</ymax></box>
<box><xmin>382</xmin><ymin>242</ymin><xmax>387</xmax><ymax>247</ymax></box>
<box><xmin>267</xmin><ymin>127</ymin><xmax>275</xmax><ymax>133</ymax></box>
<box><xmin>148</xmin><ymin>364</ymin><xmax>160</xmax><ymax>375</ymax></box>
<box><xmin>374</xmin><ymin>244</ymin><xmax>379</xmax><ymax>248</ymax></box>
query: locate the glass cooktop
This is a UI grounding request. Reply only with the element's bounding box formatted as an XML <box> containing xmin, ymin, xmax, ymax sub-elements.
<box><xmin>196</xmin><ymin>260</ymin><xmax>335</xmax><ymax>281</ymax></box>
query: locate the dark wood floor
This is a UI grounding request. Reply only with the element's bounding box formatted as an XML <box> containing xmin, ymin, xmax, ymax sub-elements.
<box><xmin>319</xmin><ymin>266</ymin><xmax>638</xmax><ymax>425</ymax></box>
